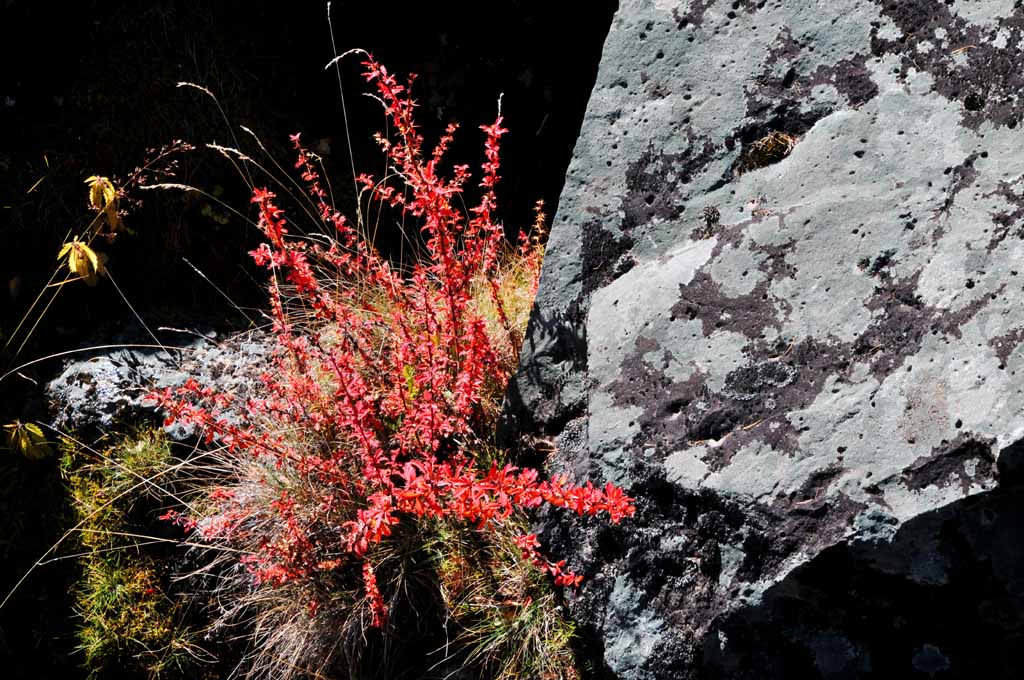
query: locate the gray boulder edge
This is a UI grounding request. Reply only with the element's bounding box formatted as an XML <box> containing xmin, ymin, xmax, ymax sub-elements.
<box><xmin>506</xmin><ymin>1</ymin><xmax>1024</xmax><ymax>677</ymax></box>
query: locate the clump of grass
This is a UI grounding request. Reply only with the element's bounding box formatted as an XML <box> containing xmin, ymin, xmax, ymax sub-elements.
<box><xmin>66</xmin><ymin>429</ymin><xmax>210</xmax><ymax>679</ymax></box>
<box><xmin>735</xmin><ymin>130</ymin><xmax>798</xmax><ymax>176</ymax></box>
<box><xmin>431</xmin><ymin>515</ymin><xmax>580</xmax><ymax>680</ymax></box>
<box><xmin>75</xmin><ymin>554</ymin><xmax>198</xmax><ymax>679</ymax></box>
<box><xmin>471</xmin><ymin>199</ymin><xmax>546</xmax><ymax>364</ymax></box>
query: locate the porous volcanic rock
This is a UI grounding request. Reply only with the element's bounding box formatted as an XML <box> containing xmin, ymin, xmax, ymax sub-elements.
<box><xmin>46</xmin><ymin>329</ymin><xmax>270</xmax><ymax>440</ymax></box>
<box><xmin>505</xmin><ymin>1</ymin><xmax>1024</xmax><ymax>677</ymax></box>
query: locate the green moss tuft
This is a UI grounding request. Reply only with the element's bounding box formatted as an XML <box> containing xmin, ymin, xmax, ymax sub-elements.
<box><xmin>66</xmin><ymin>428</ymin><xmax>211</xmax><ymax>679</ymax></box>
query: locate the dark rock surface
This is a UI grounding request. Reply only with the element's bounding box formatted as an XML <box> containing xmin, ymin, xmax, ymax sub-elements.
<box><xmin>506</xmin><ymin>0</ymin><xmax>1024</xmax><ymax>677</ymax></box>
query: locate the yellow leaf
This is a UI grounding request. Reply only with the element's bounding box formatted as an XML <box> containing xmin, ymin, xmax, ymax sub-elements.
<box><xmin>84</xmin><ymin>252</ymin><xmax>107</xmax><ymax>287</ymax></box>
<box><xmin>83</xmin><ymin>243</ymin><xmax>99</xmax><ymax>273</ymax></box>
<box><xmin>4</xmin><ymin>421</ymin><xmax>52</xmax><ymax>460</ymax></box>
<box><xmin>70</xmin><ymin>244</ymin><xmax>86</xmax><ymax>276</ymax></box>
<box><xmin>85</xmin><ymin>175</ymin><xmax>116</xmax><ymax>212</ymax></box>
<box><xmin>86</xmin><ymin>177</ymin><xmax>104</xmax><ymax>211</ymax></box>
<box><xmin>58</xmin><ymin>238</ymin><xmax>102</xmax><ymax>279</ymax></box>
<box><xmin>105</xmin><ymin>205</ymin><xmax>122</xmax><ymax>232</ymax></box>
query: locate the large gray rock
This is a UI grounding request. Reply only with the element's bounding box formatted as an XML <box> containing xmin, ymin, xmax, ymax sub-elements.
<box><xmin>506</xmin><ymin>1</ymin><xmax>1024</xmax><ymax>677</ymax></box>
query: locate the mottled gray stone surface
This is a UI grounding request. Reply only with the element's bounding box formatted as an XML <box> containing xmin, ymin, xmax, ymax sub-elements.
<box><xmin>46</xmin><ymin>329</ymin><xmax>270</xmax><ymax>439</ymax></box>
<box><xmin>506</xmin><ymin>1</ymin><xmax>1024</xmax><ymax>677</ymax></box>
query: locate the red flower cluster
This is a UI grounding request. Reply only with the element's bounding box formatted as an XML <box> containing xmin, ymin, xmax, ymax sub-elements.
<box><xmin>148</xmin><ymin>56</ymin><xmax>634</xmax><ymax>627</ymax></box>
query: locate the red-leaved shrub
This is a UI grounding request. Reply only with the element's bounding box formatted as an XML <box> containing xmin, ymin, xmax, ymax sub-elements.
<box><xmin>149</xmin><ymin>55</ymin><xmax>634</xmax><ymax>631</ymax></box>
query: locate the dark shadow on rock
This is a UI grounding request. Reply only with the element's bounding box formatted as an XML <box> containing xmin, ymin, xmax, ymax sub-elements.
<box><xmin>702</xmin><ymin>477</ymin><xmax>1024</xmax><ymax>679</ymax></box>
<box><xmin>500</xmin><ymin>301</ymin><xmax>590</xmax><ymax>449</ymax></box>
